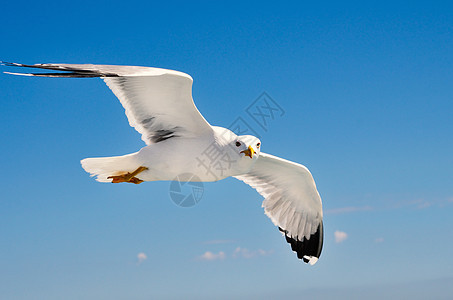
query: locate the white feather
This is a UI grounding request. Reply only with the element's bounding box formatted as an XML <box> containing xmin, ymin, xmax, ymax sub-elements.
<box><xmin>80</xmin><ymin>153</ymin><xmax>140</xmax><ymax>182</ymax></box>
<box><xmin>235</xmin><ymin>152</ymin><xmax>323</xmax><ymax>243</ymax></box>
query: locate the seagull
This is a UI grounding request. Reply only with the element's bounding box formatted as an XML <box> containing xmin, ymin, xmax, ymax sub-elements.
<box><xmin>2</xmin><ymin>62</ymin><xmax>324</xmax><ymax>264</ymax></box>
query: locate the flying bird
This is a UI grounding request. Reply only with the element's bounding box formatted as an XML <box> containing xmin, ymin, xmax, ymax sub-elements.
<box><xmin>2</xmin><ymin>62</ymin><xmax>324</xmax><ymax>264</ymax></box>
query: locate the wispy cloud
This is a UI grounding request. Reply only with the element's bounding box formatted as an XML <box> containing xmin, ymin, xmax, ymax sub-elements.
<box><xmin>198</xmin><ymin>251</ymin><xmax>226</xmax><ymax>261</ymax></box>
<box><xmin>374</xmin><ymin>237</ymin><xmax>384</xmax><ymax>243</ymax></box>
<box><xmin>416</xmin><ymin>201</ymin><xmax>432</xmax><ymax>209</ymax></box>
<box><xmin>137</xmin><ymin>252</ymin><xmax>147</xmax><ymax>265</ymax></box>
<box><xmin>326</xmin><ymin>196</ymin><xmax>453</xmax><ymax>215</ymax></box>
<box><xmin>198</xmin><ymin>247</ymin><xmax>273</xmax><ymax>261</ymax></box>
<box><xmin>400</xmin><ymin>199</ymin><xmax>431</xmax><ymax>209</ymax></box>
<box><xmin>390</xmin><ymin>197</ymin><xmax>453</xmax><ymax>210</ymax></box>
<box><xmin>203</xmin><ymin>239</ymin><xmax>235</xmax><ymax>245</ymax></box>
<box><xmin>232</xmin><ymin>247</ymin><xmax>273</xmax><ymax>259</ymax></box>
<box><xmin>325</xmin><ymin>206</ymin><xmax>373</xmax><ymax>215</ymax></box>
<box><xmin>335</xmin><ymin>231</ymin><xmax>348</xmax><ymax>243</ymax></box>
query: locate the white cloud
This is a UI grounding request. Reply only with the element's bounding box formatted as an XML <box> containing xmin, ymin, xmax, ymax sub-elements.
<box><xmin>416</xmin><ymin>201</ymin><xmax>432</xmax><ymax>209</ymax></box>
<box><xmin>199</xmin><ymin>251</ymin><xmax>226</xmax><ymax>261</ymax></box>
<box><xmin>137</xmin><ymin>252</ymin><xmax>147</xmax><ymax>264</ymax></box>
<box><xmin>203</xmin><ymin>240</ymin><xmax>234</xmax><ymax>245</ymax></box>
<box><xmin>375</xmin><ymin>237</ymin><xmax>384</xmax><ymax>243</ymax></box>
<box><xmin>327</xmin><ymin>196</ymin><xmax>453</xmax><ymax>214</ymax></box>
<box><xmin>392</xmin><ymin>199</ymin><xmax>432</xmax><ymax>210</ymax></box>
<box><xmin>198</xmin><ymin>247</ymin><xmax>272</xmax><ymax>261</ymax></box>
<box><xmin>232</xmin><ymin>247</ymin><xmax>272</xmax><ymax>259</ymax></box>
<box><xmin>325</xmin><ymin>206</ymin><xmax>373</xmax><ymax>215</ymax></box>
<box><xmin>334</xmin><ymin>231</ymin><xmax>348</xmax><ymax>243</ymax></box>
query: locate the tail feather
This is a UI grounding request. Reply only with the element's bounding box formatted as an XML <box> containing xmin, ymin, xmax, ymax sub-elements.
<box><xmin>81</xmin><ymin>153</ymin><xmax>139</xmax><ymax>182</ymax></box>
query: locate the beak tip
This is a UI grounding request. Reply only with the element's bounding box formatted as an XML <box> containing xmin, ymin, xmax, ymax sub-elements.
<box><xmin>240</xmin><ymin>145</ymin><xmax>256</xmax><ymax>159</ymax></box>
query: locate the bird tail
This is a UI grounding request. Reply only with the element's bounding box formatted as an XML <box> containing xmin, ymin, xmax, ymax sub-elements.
<box><xmin>80</xmin><ymin>153</ymin><xmax>140</xmax><ymax>182</ymax></box>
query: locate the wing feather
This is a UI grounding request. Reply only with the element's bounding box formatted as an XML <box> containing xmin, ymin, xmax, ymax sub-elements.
<box><xmin>234</xmin><ymin>152</ymin><xmax>323</xmax><ymax>264</ymax></box>
<box><xmin>2</xmin><ymin>62</ymin><xmax>213</xmax><ymax>144</ymax></box>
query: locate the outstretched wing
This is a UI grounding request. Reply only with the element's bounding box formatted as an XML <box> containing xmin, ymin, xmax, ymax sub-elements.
<box><xmin>2</xmin><ymin>62</ymin><xmax>213</xmax><ymax>144</ymax></box>
<box><xmin>234</xmin><ymin>152</ymin><xmax>323</xmax><ymax>265</ymax></box>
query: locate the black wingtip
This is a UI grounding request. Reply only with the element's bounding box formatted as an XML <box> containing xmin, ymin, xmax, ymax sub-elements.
<box><xmin>1</xmin><ymin>61</ymin><xmax>120</xmax><ymax>78</ymax></box>
<box><xmin>279</xmin><ymin>222</ymin><xmax>324</xmax><ymax>265</ymax></box>
<box><xmin>1</xmin><ymin>61</ymin><xmax>28</xmax><ymax>67</ymax></box>
<box><xmin>1</xmin><ymin>61</ymin><xmax>49</xmax><ymax>68</ymax></box>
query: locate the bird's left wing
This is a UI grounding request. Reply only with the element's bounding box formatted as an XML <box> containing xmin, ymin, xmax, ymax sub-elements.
<box><xmin>2</xmin><ymin>62</ymin><xmax>213</xmax><ymax>145</ymax></box>
<box><xmin>234</xmin><ymin>152</ymin><xmax>323</xmax><ymax>264</ymax></box>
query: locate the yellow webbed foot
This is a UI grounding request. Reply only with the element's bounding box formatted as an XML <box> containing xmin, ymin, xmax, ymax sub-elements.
<box><xmin>107</xmin><ymin>166</ymin><xmax>148</xmax><ymax>184</ymax></box>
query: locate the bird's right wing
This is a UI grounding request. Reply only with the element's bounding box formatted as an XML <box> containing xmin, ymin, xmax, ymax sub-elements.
<box><xmin>234</xmin><ymin>152</ymin><xmax>323</xmax><ymax>264</ymax></box>
<box><xmin>2</xmin><ymin>62</ymin><xmax>213</xmax><ymax>145</ymax></box>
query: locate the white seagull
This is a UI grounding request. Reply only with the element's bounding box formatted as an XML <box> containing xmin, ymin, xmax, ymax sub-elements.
<box><xmin>3</xmin><ymin>62</ymin><xmax>324</xmax><ymax>264</ymax></box>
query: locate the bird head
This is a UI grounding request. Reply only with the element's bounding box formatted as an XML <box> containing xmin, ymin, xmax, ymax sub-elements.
<box><xmin>210</xmin><ymin>127</ymin><xmax>261</xmax><ymax>177</ymax></box>
<box><xmin>235</xmin><ymin>135</ymin><xmax>261</xmax><ymax>160</ymax></box>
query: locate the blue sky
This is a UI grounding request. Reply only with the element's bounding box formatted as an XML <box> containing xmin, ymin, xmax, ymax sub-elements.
<box><xmin>1</xmin><ymin>1</ymin><xmax>453</xmax><ymax>299</ymax></box>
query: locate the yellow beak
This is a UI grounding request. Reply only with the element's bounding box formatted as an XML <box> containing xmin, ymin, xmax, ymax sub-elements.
<box><xmin>240</xmin><ymin>145</ymin><xmax>256</xmax><ymax>159</ymax></box>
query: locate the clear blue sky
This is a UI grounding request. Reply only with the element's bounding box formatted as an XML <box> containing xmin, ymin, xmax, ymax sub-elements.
<box><xmin>1</xmin><ymin>1</ymin><xmax>453</xmax><ymax>299</ymax></box>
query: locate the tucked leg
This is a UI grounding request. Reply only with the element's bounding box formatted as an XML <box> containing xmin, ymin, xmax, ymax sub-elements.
<box><xmin>108</xmin><ymin>166</ymin><xmax>148</xmax><ymax>184</ymax></box>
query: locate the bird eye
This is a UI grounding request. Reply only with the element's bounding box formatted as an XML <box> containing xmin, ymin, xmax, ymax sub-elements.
<box><xmin>256</xmin><ymin>142</ymin><xmax>261</xmax><ymax>148</ymax></box>
<box><xmin>235</xmin><ymin>141</ymin><xmax>241</xmax><ymax>147</ymax></box>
